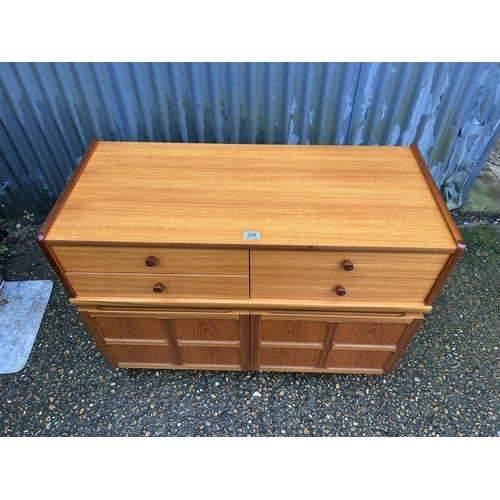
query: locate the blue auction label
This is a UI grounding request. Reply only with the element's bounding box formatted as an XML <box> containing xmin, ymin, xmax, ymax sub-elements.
<box><xmin>244</xmin><ymin>231</ymin><xmax>260</xmax><ymax>240</ymax></box>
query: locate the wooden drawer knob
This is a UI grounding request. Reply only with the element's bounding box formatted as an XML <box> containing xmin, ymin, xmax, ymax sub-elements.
<box><xmin>343</xmin><ymin>259</ymin><xmax>354</xmax><ymax>271</ymax></box>
<box><xmin>335</xmin><ymin>285</ymin><xmax>346</xmax><ymax>296</ymax></box>
<box><xmin>153</xmin><ymin>282</ymin><xmax>163</xmax><ymax>293</ymax></box>
<box><xmin>146</xmin><ymin>255</ymin><xmax>157</xmax><ymax>267</ymax></box>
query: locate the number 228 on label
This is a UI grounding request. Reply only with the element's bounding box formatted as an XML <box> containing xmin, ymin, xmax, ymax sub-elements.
<box><xmin>244</xmin><ymin>231</ymin><xmax>260</xmax><ymax>240</ymax></box>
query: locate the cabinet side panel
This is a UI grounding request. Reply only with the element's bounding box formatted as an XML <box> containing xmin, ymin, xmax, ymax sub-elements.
<box><xmin>424</xmin><ymin>244</ymin><xmax>466</xmax><ymax>306</ymax></box>
<box><xmin>37</xmin><ymin>139</ymin><xmax>100</xmax><ymax>299</ymax></box>
<box><xmin>78</xmin><ymin>310</ymin><xmax>118</xmax><ymax>368</ymax></box>
<box><xmin>410</xmin><ymin>144</ymin><xmax>465</xmax><ymax>307</ymax></box>
<box><xmin>383</xmin><ymin>319</ymin><xmax>424</xmax><ymax>374</ymax></box>
<box><xmin>36</xmin><ymin>243</ymin><xmax>76</xmax><ymax>298</ymax></box>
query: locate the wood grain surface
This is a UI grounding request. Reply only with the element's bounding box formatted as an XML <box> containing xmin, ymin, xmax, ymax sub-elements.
<box><xmin>66</xmin><ymin>273</ymin><xmax>249</xmax><ymax>300</ymax></box>
<box><xmin>326</xmin><ymin>349</ymin><xmax>393</xmax><ymax>369</ymax></box>
<box><xmin>251</xmin><ymin>275</ymin><xmax>435</xmax><ymax>302</ymax></box>
<box><xmin>40</xmin><ymin>141</ymin><xmax>465</xmax><ymax>373</ymax></box>
<box><xmin>250</xmin><ymin>250</ymin><xmax>450</xmax><ymax>278</ymax></box>
<box><xmin>53</xmin><ymin>246</ymin><xmax>248</xmax><ymax>275</ymax></box>
<box><xmin>94</xmin><ymin>316</ymin><xmax>169</xmax><ymax>340</ymax></box>
<box><xmin>108</xmin><ymin>344</ymin><xmax>174</xmax><ymax>364</ymax></box>
<box><xmin>333</xmin><ymin>322</ymin><xmax>407</xmax><ymax>345</ymax></box>
<box><xmin>44</xmin><ymin>142</ymin><xmax>458</xmax><ymax>251</ymax></box>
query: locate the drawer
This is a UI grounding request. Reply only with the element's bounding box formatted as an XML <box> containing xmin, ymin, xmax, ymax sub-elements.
<box><xmin>250</xmin><ymin>250</ymin><xmax>449</xmax><ymax>279</ymax></box>
<box><xmin>66</xmin><ymin>273</ymin><xmax>249</xmax><ymax>299</ymax></box>
<box><xmin>251</xmin><ymin>275</ymin><xmax>435</xmax><ymax>303</ymax></box>
<box><xmin>52</xmin><ymin>246</ymin><xmax>249</xmax><ymax>275</ymax></box>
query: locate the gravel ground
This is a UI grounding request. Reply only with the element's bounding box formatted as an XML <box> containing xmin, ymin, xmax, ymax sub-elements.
<box><xmin>0</xmin><ymin>211</ymin><xmax>499</xmax><ymax>438</ymax></box>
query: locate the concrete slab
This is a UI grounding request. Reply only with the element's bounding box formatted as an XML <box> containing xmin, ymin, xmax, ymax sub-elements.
<box><xmin>0</xmin><ymin>280</ymin><xmax>53</xmax><ymax>374</ymax></box>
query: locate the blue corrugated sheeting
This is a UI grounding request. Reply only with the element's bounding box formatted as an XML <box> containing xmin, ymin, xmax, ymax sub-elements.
<box><xmin>1</xmin><ymin>62</ymin><xmax>499</xmax><ymax>214</ymax></box>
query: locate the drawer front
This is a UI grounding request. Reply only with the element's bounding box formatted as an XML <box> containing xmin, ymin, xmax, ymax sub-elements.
<box><xmin>53</xmin><ymin>246</ymin><xmax>249</xmax><ymax>275</ymax></box>
<box><xmin>251</xmin><ymin>250</ymin><xmax>449</xmax><ymax>279</ymax></box>
<box><xmin>67</xmin><ymin>273</ymin><xmax>249</xmax><ymax>299</ymax></box>
<box><xmin>251</xmin><ymin>275</ymin><xmax>435</xmax><ymax>303</ymax></box>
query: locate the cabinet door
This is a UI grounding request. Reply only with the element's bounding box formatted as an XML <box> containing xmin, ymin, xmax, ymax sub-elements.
<box><xmin>79</xmin><ymin>307</ymin><xmax>250</xmax><ymax>370</ymax></box>
<box><xmin>172</xmin><ymin>315</ymin><xmax>249</xmax><ymax>370</ymax></box>
<box><xmin>251</xmin><ymin>311</ymin><xmax>422</xmax><ymax>374</ymax></box>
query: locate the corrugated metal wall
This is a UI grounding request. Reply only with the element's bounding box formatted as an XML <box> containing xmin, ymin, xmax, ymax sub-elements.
<box><xmin>1</xmin><ymin>62</ymin><xmax>500</xmax><ymax>215</ymax></box>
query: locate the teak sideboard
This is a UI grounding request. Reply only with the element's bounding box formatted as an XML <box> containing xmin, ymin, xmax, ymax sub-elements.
<box><xmin>37</xmin><ymin>140</ymin><xmax>465</xmax><ymax>375</ymax></box>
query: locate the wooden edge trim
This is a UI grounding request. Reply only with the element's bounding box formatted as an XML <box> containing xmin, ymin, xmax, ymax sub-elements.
<box><xmin>69</xmin><ymin>297</ymin><xmax>433</xmax><ymax>314</ymax></box>
<box><xmin>177</xmin><ymin>340</ymin><xmax>240</xmax><ymax>348</ymax></box>
<box><xmin>81</xmin><ymin>306</ymin><xmax>242</xmax><ymax>317</ymax></box>
<box><xmin>256</xmin><ymin>311</ymin><xmax>417</xmax><ymax>324</ymax></box>
<box><xmin>383</xmin><ymin>318</ymin><xmax>424</xmax><ymax>374</ymax></box>
<box><xmin>117</xmin><ymin>363</ymin><xmax>241</xmax><ymax>371</ymax></box>
<box><xmin>105</xmin><ymin>339</ymin><xmax>169</xmax><ymax>345</ymax></box>
<box><xmin>240</xmin><ymin>314</ymin><xmax>250</xmax><ymax>371</ymax></box>
<box><xmin>331</xmin><ymin>344</ymin><xmax>397</xmax><ymax>352</ymax></box>
<box><xmin>425</xmin><ymin>242</ymin><xmax>466</xmax><ymax>306</ymax></box>
<box><xmin>318</xmin><ymin>323</ymin><xmax>338</xmax><ymax>368</ymax></box>
<box><xmin>258</xmin><ymin>366</ymin><xmax>384</xmax><ymax>374</ymax></box>
<box><xmin>249</xmin><ymin>314</ymin><xmax>261</xmax><ymax>371</ymax></box>
<box><xmin>43</xmin><ymin>238</ymin><xmax>456</xmax><ymax>253</ymax></box>
<box><xmin>162</xmin><ymin>319</ymin><xmax>183</xmax><ymax>365</ymax></box>
<box><xmin>36</xmin><ymin>243</ymin><xmax>76</xmax><ymax>298</ymax></box>
<box><xmin>78</xmin><ymin>310</ymin><xmax>119</xmax><ymax>368</ymax></box>
<box><xmin>37</xmin><ymin>138</ymin><xmax>100</xmax><ymax>242</ymax></box>
<box><xmin>37</xmin><ymin>138</ymin><xmax>99</xmax><ymax>299</ymax></box>
<box><xmin>410</xmin><ymin>143</ymin><xmax>465</xmax><ymax>246</ymax></box>
<box><xmin>260</xmin><ymin>342</ymin><xmax>324</xmax><ymax>349</ymax></box>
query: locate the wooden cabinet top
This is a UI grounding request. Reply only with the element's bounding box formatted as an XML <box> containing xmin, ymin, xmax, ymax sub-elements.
<box><xmin>42</xmin><ymin>140</ymin><xmax>461</xmax><ymax>252</ymax></box>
